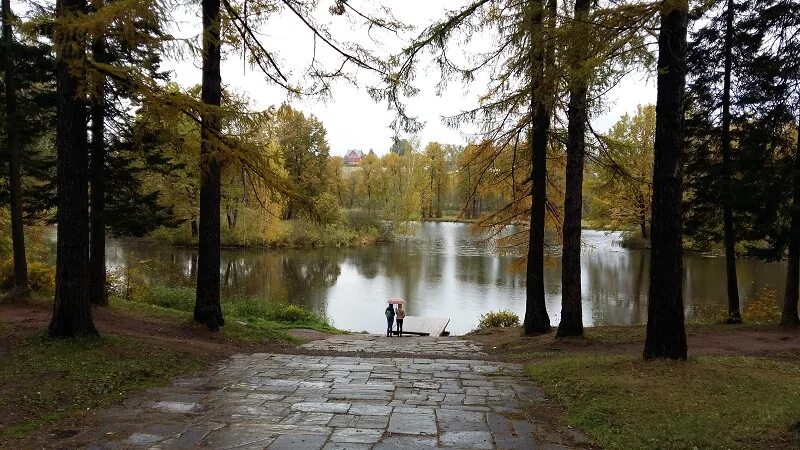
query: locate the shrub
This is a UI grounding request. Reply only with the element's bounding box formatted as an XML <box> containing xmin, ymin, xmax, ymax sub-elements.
<box><xmin>226</xmin><ymin>298</ymin><xmax>315</xmax><ymax>324</ymax></box>
<box><xmin>312</xmin><ymin>192</ymin><xmax>344</xmax><ymax>225</ymax></box>
<box><xmin>346</xmin><ymin>209</ymin><xmax>381</xmax><ymax>231</ymax></box>
<box><xmin>687</xmin><ymin>299</ymin><xmax>727</xmax><ymax>325</ymax></box>
<box><xmin>0</xmin><ymin>259</ymin><xmax>55</xmax><ymax>294</ymax></box>
<box><xmin>272</xmin><ymin>304</ymin><xmax>312</xmax><ymax>323</ymax></box>
<box><xmin>141</xmin><ymin>286</ymin><xmax>195</xmax><ymax>311</ymax></box>
<box><xmin>27</xmin><ymin>262</ymin><xmax>55</xmax><ymax>294</ymax></box>
<box><xmin>742</xmin><ymin>285</ymin><xmax>781</xmax><ymax>324</ymax></box>
<box><xmin>477</xmin><ymin>310</ymin><xmax>520</xmax><ymax>329</ymax></box>
<box><xmin>618</xmin><ymin>232</ymin><xmax>650</xmax><ymax>249</ymax></box>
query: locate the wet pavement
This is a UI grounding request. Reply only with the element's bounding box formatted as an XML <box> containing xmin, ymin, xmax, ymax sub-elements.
<box><xmin>299</xmin><ymin>335</ymin><xmax>487</xmax><ymax>358</ymax></box>
<box><xmin>75</xmin><ymin>336</ymin><xmax>589</xmax><ymax>449</ymax></box>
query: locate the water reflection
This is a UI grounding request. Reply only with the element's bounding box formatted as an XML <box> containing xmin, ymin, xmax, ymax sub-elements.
<box><xmin>106</xmin><ymin>223</ymin><xmax>787</xmax><ymax>335</ymax></box>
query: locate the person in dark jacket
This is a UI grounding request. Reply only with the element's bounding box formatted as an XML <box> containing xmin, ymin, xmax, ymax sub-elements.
<box><xmin>385</xmin><ymin>304</ymin><xmax>395</xmax><ymax>337</ymax></box>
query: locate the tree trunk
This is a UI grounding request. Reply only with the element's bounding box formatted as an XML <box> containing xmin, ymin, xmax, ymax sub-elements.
<box><xmin>2</xmin><ymin>0</ymin><xmax>28</xmax><ymax>295</ymax></box>
<box><xmin>436</xmin><ymin>179</ymin><xmax>442</xmax><ymax>218</ymax></box>
<box><xmin>557</xmin><ymin>0</ymin><xmax>590</xmax><ymax>339</ymax></box>
<box><xmin>721</xmin><ymin>0</ymin><xmax>741</xmax><ymax>324</ymax></box>
<box><xmin>189</xmin><ymin>252</ymin><xmax>198</xmax><ymax>281</ymax></box>
<box><xmin>640</xmin><ymin>219</ymin><xmax>649</xmax><ymax>239</ymax></box>
<box><xmin>524</xmin><ymin>0</ymin><xmax>552</xmax><ymax>335</ymax></box>
<box><xmin>89</xmin><ymin>9</ymin><xmax>107</xmax><ymax>306</ymax></box>
<box><xmin>49</xmin><ymin>0</ymin><xmax>97</xmax><ymax>337</ymax></box>
<box><xmin>429</xmin><ymin>173</ymin><xmax>434</xmax><ymax>218</ymax></box>
<box><xmin>195</xmin><ymin>0</ymin><xmax>225</xmax><ymax>331</ymax></box>
<box><xmin>782</xmin><ymin>121</ymin><xmax>800</xmax><ymax>327</ymax></box>
<box><xmin>643</xmin><ymin>0</ymin><xmax>688</xmax><ymax>360</ymax></box>
<box><xmin>191</xmin><ymin>218</ymin><xmax>198</xmax><ymax>237</ymax></box>
<box><xmin>226</xmin><ymin>206</ymin><xmax>237</xmax><ymax>230</ymax></box>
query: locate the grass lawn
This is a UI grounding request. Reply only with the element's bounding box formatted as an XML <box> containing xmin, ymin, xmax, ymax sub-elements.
<box><xmin>526</xmin><ymin>353</ymin><xmax>800</xmax><ymax>449</ymax></box>
<box><xmin>113</xmin><ymin>285</ymin><xmax>340</xmax><ymax>342</ymax></box>
<box><xmin>0</xmin><ymin>329</ymin><xmax>205</xmax><ymax>442</ymax></box>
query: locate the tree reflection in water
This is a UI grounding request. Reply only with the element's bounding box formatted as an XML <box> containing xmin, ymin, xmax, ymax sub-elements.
<box><xmin>105</xmin><ymin>224</ymin><xmax>788</xmax><ymax>334</ymax></box>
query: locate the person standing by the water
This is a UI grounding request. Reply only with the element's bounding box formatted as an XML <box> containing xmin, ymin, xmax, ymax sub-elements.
<box><xmin>385</xmin><ymin>304</ymin><xmax>395</xmax><ymax>337</ymax></box>
<box><xmin>396</xmin><ymin>304</ymin><xmax>406</xmax><ymax>337</ymax></box>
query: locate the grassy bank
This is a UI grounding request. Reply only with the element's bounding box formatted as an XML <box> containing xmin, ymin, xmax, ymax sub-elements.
<box><xmin>0</xmin><ymin>327</ymin><xmax>205</xmax><ymax>442</ymax></box>
<box><xmin>526</xmin><ymin>353</ymin><xmax>800</xmax><ymax>449</ymax></box>
<box><xmin>114</xmin><ymin>285</ymin><xmax>338</xmax><ymax>342</ymax></box>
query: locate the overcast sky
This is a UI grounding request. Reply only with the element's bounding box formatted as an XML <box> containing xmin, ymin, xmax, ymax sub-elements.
<box><xmin>165</xmin><ymin>0</ymin><xmax>657</xmax><ymax>156</ymax></box>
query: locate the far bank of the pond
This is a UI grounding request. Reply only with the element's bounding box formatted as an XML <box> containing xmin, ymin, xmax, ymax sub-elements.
<box><xmin>149</xmin><ymin>217</ymin><xmax>395</xmax><ymax>250</ymax></box>
<box><xmin>422</xmin><ymin>216</ymin><xmax>479</xmax><ymax>224</ymax></box>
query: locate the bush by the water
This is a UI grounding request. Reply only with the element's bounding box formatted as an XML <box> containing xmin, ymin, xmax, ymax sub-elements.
<box><xmin>0</xmin><ymin>260</ymin><xmax>55</xmax><ymax>294</ymax></box>
<box><xmin>742</xmin><ymin>285</ymin><xmax>781</xmax><ymax>324</ymax></box>
<box><xmin>688</xmin><ymin>285</ymin><xmax>782</xmax><ymax>325</ymax></box>
<box><xmin>617</xmin><ymin>232</ymin><xmax>650</xmax><ymax>249</ymax></box>
<box><xmin>0</xmin><ymin>214</ymin><xmax>57</xmax><ymax>295</ymax></box>
<box><xmin>477</xmin><ymin>310</ymin><xmax>520</xmax><ymax>329</ymax></box>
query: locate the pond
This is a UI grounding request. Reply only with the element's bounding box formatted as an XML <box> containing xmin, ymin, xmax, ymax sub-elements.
<box><xmin>106</xmin><ymin>222</ymin><xmax>787</xmax><ymax>335</ymax></box>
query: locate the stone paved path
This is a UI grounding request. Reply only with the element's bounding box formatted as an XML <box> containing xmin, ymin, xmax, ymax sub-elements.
<box><xmin>300</xmin><ymin>334</ymin><xmax>487</xmax><ymax>358</ymax></box>
<box><xmin>76</xmin><ymin>336</ymin><xmax>586</xmax><ymax>449</ymax></box>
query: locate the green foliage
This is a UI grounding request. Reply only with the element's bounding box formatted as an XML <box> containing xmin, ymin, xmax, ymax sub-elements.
<box><xmin>0</xmin><ymin>260</ymin><xmax>55</xmax><ymax>294</ymax></box>
<box><xmin>312</xmin><ymin>192</ymin><xmax>344</xmax><ymax>225</ymax></box>
<box><xmin>140</xmin><ymin>285</ymin><xmax>195</xmax><ymax>311</ymax></box>
<box><xmin>155</xmin><ymin>214</ymin><xmax>388</xmax><ymax>249</ymax></box>
<box><xmin>477</xmin><ymin>310</ymin><xmax>520</xmax><ymax>329</ymax></box>
<box><xmin>586</xmin><ymin>104</ymin><xmax>655</xmax><ymax>237</ymax></box>
<box><xmin>0</xmin><ymin>331</ymin><xmax>203</xmax><ymax>441</ymax></box>
<box><xmin>688</xmin><ymin>286</ymin><xmax>782</xmax><ymax>325</ymax></box>
<box><xmin>346</xmin><ymin>209</ymin><xmax>381</xmax><ymax>231</ymax></box>
<box><xmin>345</xmin><ymin>209</ymin><xmax>394</xmax><ymax>242</ymax></box>
<box><xmin>527</xmin><ymin>354</ymin><xmax>800</xmax><ymax>450</ymax></box>
<box><xmin>273</xmin><ymin>104</ymin><xmax>331</xmax><ymax>220</ymax></box>
<box><xmin>617</xmin><ymin>232</ymin><xmax>650</xmax><ymax>249</ymax></box>
<box><xmin>742</xmin><ymin>285</ymin><xmax>782</xmax><ymax>324</ymax></box>
<box><xmin>390</xmin><ymin>138</ymin><xmax>413</xmax><ymax>156</ymax></box>
<box><xmin>121</xmin><ymin>284</ymin><xmax>334</xmax><ymax>331</ymax></box>
<box><xmin>0</xmin><ymin>34</ymin><xmax>56</xmax><ymax>222</ymax></box>
<box><xmin>684</xmin><ymin>0</ymin><xmax>800</xmax><ymax>260</ymax></box>
<box><xmin>0</xmin><ymin>213</ymin><xmax>56</xmax><ymax>294</ymax></box>
<box><xmin>276</xmin><ymin>220</ymin><xmax>360</xmax><ymax>248</ymax></box>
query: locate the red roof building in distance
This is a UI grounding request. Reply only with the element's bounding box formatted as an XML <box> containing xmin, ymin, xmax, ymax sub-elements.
<box><xmin>344</xmin><ymin>149</ymin><xmax>364</xmax><ymax>166</ymax></box>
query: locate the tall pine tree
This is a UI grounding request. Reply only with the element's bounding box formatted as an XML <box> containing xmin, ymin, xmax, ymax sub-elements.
<box><xmin>194</xmin><ymin>0</ymin><xmax>226</xmax><ymax>330</ymax></box>
<box><xmin>50</xmin><ymin>0</ymin><xmax>98</xmax><ymax>337</ymax></box>
<box><xmin>557</xmin><ymin>0</ymin><xmax>592</xmax><ymax>338</ymax></box>
<box><xmin>644</xmin><ymin>0</ymin><xmax>689</xmax><ymax>360</ymax></box>
<box><xmin>1</xmin><ymin>0</ymin><xmax>27</xmax><ymax>295</ymax></box>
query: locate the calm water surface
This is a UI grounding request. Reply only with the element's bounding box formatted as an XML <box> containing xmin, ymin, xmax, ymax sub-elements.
<box><xmin>106</xmin><ymin>223</ymin><xmax>787</xmax><ymax>335</ymax></box>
